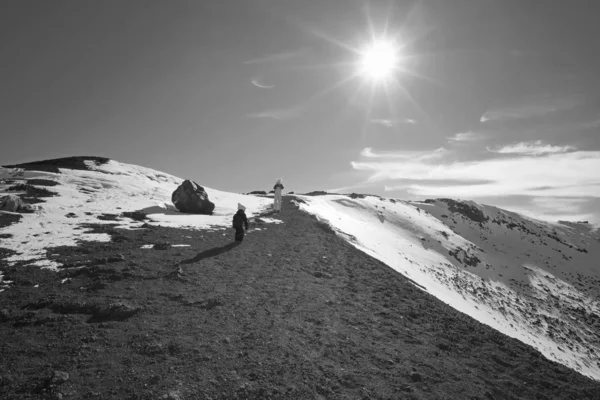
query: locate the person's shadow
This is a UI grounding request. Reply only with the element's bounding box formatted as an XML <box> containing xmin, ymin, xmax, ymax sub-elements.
<box><xmin>180</xmin><ymin>242</ymin><xmax>239</xmax><ymax>264</ymax></box>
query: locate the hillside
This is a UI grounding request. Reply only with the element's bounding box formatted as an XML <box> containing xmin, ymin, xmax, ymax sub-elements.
<box><xmin>1</xmin><ymin>157</ymin><xmax>600</xmax><ymax>399</ymax></box>
<box><xmin>297</xmin><ymin>194</ymin><xmax>600</xmax><ymax>380</ymax></box>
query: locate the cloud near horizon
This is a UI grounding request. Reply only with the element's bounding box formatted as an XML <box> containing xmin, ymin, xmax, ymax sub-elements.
<box><xmin>486</xmin><ymin>140</ymin><xmax>577</xmax><ymax>156</ymax></box>
<box><xmin>350</xmin><ymin>146</ymin><xmax>600</xmax><ymax>222</ymax></box>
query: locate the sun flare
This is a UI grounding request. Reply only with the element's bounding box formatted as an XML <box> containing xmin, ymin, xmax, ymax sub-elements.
<box><xmin>358</xmin><ymin>40</ymin><xmax>401</xmax><ymax>83</ymax></box>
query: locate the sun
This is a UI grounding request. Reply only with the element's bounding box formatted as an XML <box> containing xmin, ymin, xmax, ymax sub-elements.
<box><xmin>358</xmin><ymin>39</ymin><xmax>402</xmax><ymax>83</ymax></box>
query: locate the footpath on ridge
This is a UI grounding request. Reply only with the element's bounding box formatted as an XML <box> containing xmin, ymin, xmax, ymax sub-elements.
<box><xmin>1</xmin><ymin>196</ymin><xmax>599</xmax><ymax>399</ymax></box>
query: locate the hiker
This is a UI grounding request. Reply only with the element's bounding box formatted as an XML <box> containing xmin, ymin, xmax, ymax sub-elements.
<box><xmin>232</xmin><ymin>203</ymin><xmax>249</xmax><ymax>243</ymax></box>
<box><xmin>273</xmin><ymin>178</ymin><xmax>284</xmax><ymax>212</ymax></box>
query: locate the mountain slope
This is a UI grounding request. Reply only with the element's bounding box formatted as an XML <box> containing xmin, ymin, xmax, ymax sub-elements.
<box><xmin>0</xmin><ymin>157</ymin><xmax>279</xmax><ymax>272</ymax></box>
<box><xmin>1</xmin><ymin>157</ymin><xmax>599</xmax><ymax>394</ymax></box>
<box><xmin>296</xmin><ymin>194</ymin><xmax>600</xmax><ymax>380</ymax></box>
<box><xmin>1</xmin><ymin>196</ymin><xmax>600</xmax><ymax>399</ymax></box>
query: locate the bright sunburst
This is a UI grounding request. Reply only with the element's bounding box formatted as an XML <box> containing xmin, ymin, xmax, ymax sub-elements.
<box><xmin>282</xmin><ymin>2</ymin><xmax>435</xmax><ymax>126</ymax></box>
<box><xmin>358</xmin><ymin>39</ymin><xmax>402</xmax><ymax>84</ymax></box>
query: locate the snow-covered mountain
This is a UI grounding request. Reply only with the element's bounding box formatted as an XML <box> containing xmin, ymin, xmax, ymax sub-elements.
<box><xmin>296</xmin><ymin>194</ymin><xmax>600</xmax><ymax>380</ymax></box>
<box><xmin>1</xmin><ymin>157</ymin><xmax>599</xmax><ymax>380</ymax></box>
<box><xmin>0</xmin><ymin>157</ymin><xmax>280</xmax><ymax>272</ymax></box>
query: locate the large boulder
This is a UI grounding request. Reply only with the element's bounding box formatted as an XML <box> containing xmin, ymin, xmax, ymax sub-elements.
<box><xmin>0</xmin><ymin>194</ymin><xmax>25</xmax><ymax>212</ymax></box>
<box><xmin>171</xmin><ymin>180</ymin><xmax>215</xmax><ymax>214</ymax></box>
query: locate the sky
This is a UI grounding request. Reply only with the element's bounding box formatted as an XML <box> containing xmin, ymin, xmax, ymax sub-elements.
<box><xmin>1</xmin><ymin>0</ymin><xmax>599</xmax><ymax>223</ymax></box>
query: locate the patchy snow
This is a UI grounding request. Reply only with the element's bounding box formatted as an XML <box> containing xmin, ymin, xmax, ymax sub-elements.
<box><xmin>257</xmin><ymin>217</ymin><xmax>283</xmax><ymax>224</ymax></box>
<box><xmin>0</xmin><ymin>160</ymin><xmax>276</xmax><ymax>269</ymax></box>
<box><xmin>140</xmin><ymin>244</ymin><xmax>191</xmax><ymax>249</ymax></box>
<box><xmin>2</xmin><ymin>159</ymin><xmax>599</xmax><ymax>380</ymax></box>
<box><xmin>296</xmin><ymin>194</ymin><xmax>600</xmax><ymax>380</ymax></box>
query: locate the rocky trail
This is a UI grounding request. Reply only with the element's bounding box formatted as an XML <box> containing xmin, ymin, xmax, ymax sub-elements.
<box><xmin>1</xmin><ymin>197</ymin><xmax>599</xmax><ymax>399</ymax></box>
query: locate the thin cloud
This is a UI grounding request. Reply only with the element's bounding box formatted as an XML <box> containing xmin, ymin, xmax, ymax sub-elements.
<box><xmin>251</xmin><ymin>79</ymin><xmax>275</xmax><ymax>89</ymax></box>
<box><xmin>369</xmin><ymin>118</ymin><xmax>417</xmax><ymax>127</ymax></box>
<box><xmin>247</xmin><ymin>106</ymin><xmax>302</xmax><ymax>121</ymax></box>
<box><xmin>531</xmin><ymin>197</ymin><xmax>590</xmax><ymax>214</ymax></box>
<box><xmin>370</xmin><ymin>119</ymin><xmax>395</xmax><ymax>128</ymax></box>
<box><xmin>244</xmin><ymin>48</ymin><xmax>307</xmax><ymax>65</ymax></box>
<box><xmin>487</xmin><ymin>140</ymin><xmax>577</xmax><ymax>156</ymax></box>
<box><xmin>327</xmin><ymin>182</ymin><xmax>374</xmax><ymax>193</ymax></box>
<box><xmin>480</xmin><ymin>95</ymin><xmax>582</xmax><ymax>122</ymax></box>
<box><xmin>351</xmin><ymin>150</ymin><xmax>600</xmax><ymax>198</ymax></box>
<box><xmin>359</xmin><ymin>147</ymin><xmax>447</xmax><ymax>161</ymax></box>
<box><xmin>384</xmin><ymin>178</ymin><xmax>493</xmax><ymax>192</ymax></box>
<box><xmin>447</xmin><ymin>131</ymin><xmax>484</xmax><ymax>142</ymax></box>
<box><xmin>370</xmin><ymin>118</ymin><xmax>417</xmax><ymax>128</ymax></box>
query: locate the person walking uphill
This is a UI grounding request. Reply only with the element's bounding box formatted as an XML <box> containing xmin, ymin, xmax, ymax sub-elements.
<box><xmin>232</xmin><ymin>203</ymin><xmax>249</xmax><ymax>243</ymax></box>
<box><xmin>273</xmin><ymin>178</ymin><xmax>284</xmax><ymax>212</ymax></box>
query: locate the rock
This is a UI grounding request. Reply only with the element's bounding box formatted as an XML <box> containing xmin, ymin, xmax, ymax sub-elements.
<box><xmin>88</xmin><ymin>302</ymin><xmax>140</xmax><ymax>323</ymax></box>
<box><xmin>410</xmin><ymin>372</ymin><xmax>422</xmax><ymax>382</ymax></box>
<box><xmin>51</xmin><ymin>370</ymin><xmax>69</xmax><ymax>385</ymax></box>
<box><xmin>153</xmin><ymin>242</ymin><xmax>171</xmax><ymax>250</ymax></box>
<box><xmin>0</xmin><ymin>194</ymin><xmax>25</xmax><ymax>212</ymax></box>
<box><xmin>107</xmin><ymin>254</ymin><xmax>125</xmax><ymax>263</ymax></box>
<box><xmin>171</xmin><ymin>180</ymin><xmax>215</xmax><ymax>214</ymax></box>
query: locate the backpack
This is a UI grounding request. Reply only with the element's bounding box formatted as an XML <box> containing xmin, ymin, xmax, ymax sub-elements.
<box><xmin>232</xmin><ymin>212</ymin><xmax>244</xmax><ymax>229</ymax></box>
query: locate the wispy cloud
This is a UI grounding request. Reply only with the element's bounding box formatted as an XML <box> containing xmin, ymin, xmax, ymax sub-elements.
<box><xmin>369</xmin><ymin>118</ymin><xmax>417</xmax><ymax>128</ymax></box>
<box><xmin>486</xmin><ymin>140</ymin><xmax>577</xmax><ymax>156</ymax></box>
<box><xmin>247</xmin><ymin>106</ymin><xmax>302</xmax><ymax>121</ymax></box>
<box><xmin>480</xmin><ymin>95</ymin><xmax>582</xmax><ymax>122</ymax></box>
<box><xmin>370</xmin><ymin>119</ymin><xmax>395</xmax><ymax>128</ymax></box>
<box><xmin>244</xmin><ymin>48</ymin><xmax>308</xmax><ymax>65</ymax></box>
<box><xmin>501</xmin><ymin>197</ymin><xmax>597</xmax><ymax>225</ymax></box>
<box><xmin>251</xmin><ymin>79</ymin><xmax>275</xmax><ymax>89</ymax></box>
<box><xmin>447</xmin><ymin>131</ymin><xmax>484</xmax><ymax>142</ymax></box>
<box><xmin>359</xmin><ymin>147</ymin><xmax>447</xmax><ymax>161</ymax></box>
<box><xmin>531</xmin><ymin>197</ymin><xmax>590</xmax><ymax>214</ymax></box>
<box><xmin>352</xmin><ymin>148</ymin><xmax>600</xmax><ymax>199</ymax></box>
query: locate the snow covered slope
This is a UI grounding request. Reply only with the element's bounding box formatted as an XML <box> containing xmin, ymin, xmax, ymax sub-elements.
<box><xmin>2</xmin><ymin>157</ymin><xmax>598</xmax><ymax>380</ymax></box>
<box><xmin>0</xmin><ymin>158</ymin><xmax>278</xmax><ymax>271</ymax></box>
<box><xmin>296</xmin><ymin>194</ymin><xmax>600</xmax><ymax>380</ymax></box>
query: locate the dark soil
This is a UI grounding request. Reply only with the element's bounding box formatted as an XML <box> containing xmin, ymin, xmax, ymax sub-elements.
<box><xmin>26</xmin><ymin>179</ymin><xmax>61</xmax><ymax>187</ymax></box>
<box><xmin>1</xmin><ymin>197</ymin><xmax>599</xmax><ymax>399</ymax></box>
<box><xmin>3</xmin><ymin>156</ymin><xmax>110</xmax><ymax>174</ymax></box>
<box><xmin>0</xmin><ymin>212</ymin><xmax>22</xmax><ymax>229</ymax></box>
<box><xmin>8</xmin><ymin>184</ymin><xmax>57</xmax><ymax>198</ymax></box>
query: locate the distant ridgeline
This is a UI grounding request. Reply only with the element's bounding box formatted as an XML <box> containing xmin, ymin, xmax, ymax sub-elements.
<box><xmin>3</xmin><ymin>156</ymin><xmax>111</xmax><ymax>174</ymax></box>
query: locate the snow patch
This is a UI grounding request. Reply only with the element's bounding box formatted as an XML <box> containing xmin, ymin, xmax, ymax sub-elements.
<box><xmin>0</xmin><ymin>160</ymin><xmax>277</xmax><ymax>267</ymax></box>
<box><xmin>297</xmin><ymin>194</ymin><xmax>600</xmax><ymax>380</ymax></box>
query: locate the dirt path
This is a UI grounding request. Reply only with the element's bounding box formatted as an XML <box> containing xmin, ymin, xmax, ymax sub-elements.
<box><xmin>1</xmin><ymin>196</ymin><xmax>599</xmax><ymax>399</ymax></box>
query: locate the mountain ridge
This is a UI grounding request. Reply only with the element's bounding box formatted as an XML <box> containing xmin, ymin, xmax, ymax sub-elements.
<box><xmin>2</xmin><ymin>196</ymin><xmax>600</xmax><ymax>399</ymax></box>
<box><xmin>1</xmin><ymin>157</ymin><xmax>599</xmax><ymax>389</ymax></box>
